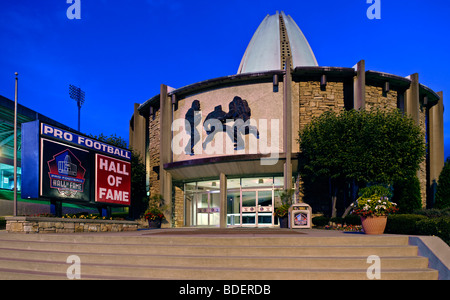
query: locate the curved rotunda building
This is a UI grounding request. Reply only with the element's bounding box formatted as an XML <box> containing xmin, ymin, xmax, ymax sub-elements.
<box><xmin>130</xmin><ymin>11</ymin><xmax>444</xmax><ymax>228</ymax></box>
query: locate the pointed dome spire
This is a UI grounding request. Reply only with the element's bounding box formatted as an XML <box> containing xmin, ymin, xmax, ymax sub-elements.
<box><xmin>237</xmin><ymin>11</ymin><xmax>318</xmax><ymax>74</ymax></box>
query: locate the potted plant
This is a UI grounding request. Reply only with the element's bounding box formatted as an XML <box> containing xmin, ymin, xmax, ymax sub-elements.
<box><xmin>350</xmin><ymin>185</ymin><xmax>399</xmax><ymax>234</ymax></box>
<box><xmin>275</xmin><ymin>189</ymin><xmax>294</xmax><ymax>228</ymax></box>
<box><xmin>144</xmin><ymin>194</ymin><xmax>167</xmax><ymax>228</ymax></box>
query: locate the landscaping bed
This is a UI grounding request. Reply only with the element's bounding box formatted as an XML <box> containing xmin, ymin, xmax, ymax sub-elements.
<box><xmin>312</xmin><ymin>209</ymin><xmax>450</xmax><ymax>246</ymax></box>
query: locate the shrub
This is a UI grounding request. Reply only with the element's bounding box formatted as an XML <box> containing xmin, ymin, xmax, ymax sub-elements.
<box><xmin>413</xmin><ymin>208</ymin><xmax>450</xmax><ymax>218</ymax></box>
<box><xmin>343</xmin><ymin>214</ymin><xmax>361</xmax><ymax>225</ymax></box>
<box><xmin>392</xmin><ymin>176</ymin><xmax>422</xmax><ymax>213</ymax></box>
<box><xmin>312</xmin><ymin>216</ymin><xmax>329</xmax><ymax>227</ymax></box>
<box><xmin>415</xmin><ymin>217</ymin><xmax>450</xmax><ymax>246</ymax></box>
<box><xmin>385</xmin><ymin>214</ymin><xmax>427</xmax><ymax>235</ymax></box>
<box><xmin>435</xmin><ymin>158</ymin><xmax>450</xmax><ymax>209</ymax></box>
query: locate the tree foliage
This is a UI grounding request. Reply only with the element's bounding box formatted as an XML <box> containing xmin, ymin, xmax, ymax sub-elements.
<box><xmin>298</xmin><ymin>109</ymin><xmax>425</xmax><ymax>186</ymax></box>
<box><xmin>435</xmin><ymin>158</ymin><xmax>450</xmax><ymax>209</ymax></box>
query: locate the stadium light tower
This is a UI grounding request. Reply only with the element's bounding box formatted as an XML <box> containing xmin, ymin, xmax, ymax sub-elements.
<box><xmin>69</xmin><ymin>84</ymin><xmax>85</xmax><ymax>132</ymax></box>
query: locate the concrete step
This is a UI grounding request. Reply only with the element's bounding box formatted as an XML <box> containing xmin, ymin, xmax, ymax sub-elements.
<box><xmin>0</xmin><ymin>232</ymin><xmax>439</xmax><ymax>280</ymax></box>
<box><xmin>0</xmin><ymin>233</ymin><xmax>411</xmax><ymax>246</ymax></box>
<box><xmin>0</xmin><ymin>248</ymin><xmax>429</xmax><ymax>270</ymax></box>
<box><xmin>0</xmin><ymin>262</ymin><xmax>439</xmax><ymax>280</ymax></box>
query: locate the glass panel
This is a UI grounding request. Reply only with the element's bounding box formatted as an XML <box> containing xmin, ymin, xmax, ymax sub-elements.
<box><xmin>242</xmin><ymin>191</ymin><xmax>256</xmax><ymax>225</ymax></box>
<box><xmin>197</xmin><ymin>180</ymin><xmax>220</xmax><ymax>191</ymax></box>
<box><xmin>257</xmin><ymin>190</ymin><xmax>273</xmax><ymax>226</ymax></box>
<box><xmin>227</xmin><ymin>178</ymin><xmax>241</xmax><ymax>189</ymax></box>
<box><xmin>227</xmin><ymin>191</ymin><xmax>241</xmax><ymax>226</ymax></box>
<box><xmin>274</xmin><ymin>177</ymin><xmax>284</xmax><ymax>188</ymax></box>
<box><xmin>196</xmin><ymin>193</ymin><xmax>209</xmax><ymax>226</ymax></box>
<box><xmin>210</xmin><ymin>193</ymin><xmax>220</xmax><ymax>226</ymax></box>
<box><xmin>241</xmin><ymin>177</ymin><xmax>273</xmax><ymax>188</ymax></box>
<box><xmin>185</xmin><ymin>182</ymin><xmax>197</xmax><ymax>192</ymax></box>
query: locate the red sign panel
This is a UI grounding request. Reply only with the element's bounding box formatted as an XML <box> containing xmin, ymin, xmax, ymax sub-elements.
<box><xmin>95</xmin><ymin>154</ymin><xmax>131</xmax><ymax>205</ymax></box>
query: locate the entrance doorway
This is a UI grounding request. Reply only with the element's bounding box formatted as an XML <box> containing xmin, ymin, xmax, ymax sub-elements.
<box><xmin>228</xmin><ymin>189</ymin><xmax>274</xmax><ymax>227</ymax></box>
<box><xmin>194</xmin><ymin>192</ymin><xmax>220</xmax><ymax>227</ymax></box>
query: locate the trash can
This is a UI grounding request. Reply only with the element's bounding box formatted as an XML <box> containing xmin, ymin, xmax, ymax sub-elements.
<box><xmin>289</xmin><ymin>203</ymin><xmax>312</xmax><ymax>229</ymax></box>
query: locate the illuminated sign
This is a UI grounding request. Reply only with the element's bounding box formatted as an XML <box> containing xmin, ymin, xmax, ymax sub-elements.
<box><xmin>22</xmin><ymin>121</ymin><xmax>131</xmax><ymax>207</ymax></box>
<box><xmin>95</xmin><ymin>154</ymin><xmax>131</xmax><ymax>205</ymax></box>
<box><xmin>41</xmin><ymin>123</ymin><xmax>131</xmax><ymax>160</ymax></box>
<box><xmin>40</xmin><ymin>139</ymin><xmax>90</xmax><ymax>201</ymax></box>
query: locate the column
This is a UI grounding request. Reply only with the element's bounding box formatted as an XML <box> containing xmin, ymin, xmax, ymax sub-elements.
<box><xmin>429</xmin><ymin>91</ymin><xmax>445</xmax><ymax>186</ymax></box>
<box><xmin>160</xmin><ymin>84</ymin><xmax>173</xmax><ymax>227</ymax></box>
<box><xmin>353</xmin><ymin>60</ymin><xmax>366</xmax><ymax>111</ymax></box>
<box><xmin>219</xmin><ymin>173</ymin><xmax>227</xmax><ymax>228</ymax></box>
<box><xmin>283</xmin><ymin>57</ymin><xmax>292</xmax><ymax>191</ymax></box>
<box><xmin>405</xmin><ymin>73</ymin><xmax>420</xmax><ymax>125</ymax></box>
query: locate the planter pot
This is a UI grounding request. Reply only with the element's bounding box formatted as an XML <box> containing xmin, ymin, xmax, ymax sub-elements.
<box><xmin>360</xmin><ymin>216</ymin><xmax>387</xmax><ymax>235</ymax></box>
<box><xmin>279</xmin><ymin>216</ymin><xmax>289</xmax><ymax>228</ymax></box>
<box><xmin>148</xmin><ymin>219</ymin><xmax>162</xmax><ymax>229</ymax></box>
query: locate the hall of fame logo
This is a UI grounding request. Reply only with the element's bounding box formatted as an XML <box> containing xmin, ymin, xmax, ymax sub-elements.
<box><xmin>47</xmin><ymin>149</ymin><xmax>86</xmax><ymax>198</ymax></box>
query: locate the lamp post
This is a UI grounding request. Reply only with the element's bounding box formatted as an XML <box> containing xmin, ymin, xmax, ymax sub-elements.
<box><xmin>69</xmin><ymin>84</ymin><xmax>85</xmax><ymax>132</ymax></box>
<box><xmin>13</xmin><ymin>72</ymin><xmax>18</xmax><ymax>217</ymax></box>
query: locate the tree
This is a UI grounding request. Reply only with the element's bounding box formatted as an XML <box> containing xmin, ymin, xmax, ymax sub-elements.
<box><xmin>298</xmin><ymin>108</ymin><xmax>426</xmax><ymax>216</ymax></box>
<box><xmin>435</xmin><ymin>158</ymin><xmax>450</xmax><ymax>209</ymax></box>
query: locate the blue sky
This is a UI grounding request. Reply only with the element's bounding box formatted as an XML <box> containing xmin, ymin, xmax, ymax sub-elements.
<box><xmin>1</xmin><ymin>0</ymin><xmax>449</xmax><ymax>157</ymax></box>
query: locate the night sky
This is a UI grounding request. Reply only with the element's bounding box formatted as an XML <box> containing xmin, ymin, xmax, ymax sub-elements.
<box><xmin>1</xmin><ymin>0</ymin><xmax>449</xmax><ymax>157</ymax></box>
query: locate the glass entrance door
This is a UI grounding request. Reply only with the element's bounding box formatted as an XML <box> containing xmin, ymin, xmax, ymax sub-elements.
<box><xmin>257</xmin><ymin>190</ymin><xmax>273</xmax><ymax>226</ymax></box>
<box><xmin>241</xmin><ymin>191</ymin><xmax>256</xmax><ymax>226</ymax></box>
<box><xmin>195</xmin><ymin>193</ymin><xmax>220</xmax><ymax>227</ymax></box>
<box><xmin>240</xmin><ymin>189</ymin><xmax>273</xmax><ymax>227</ymax></box>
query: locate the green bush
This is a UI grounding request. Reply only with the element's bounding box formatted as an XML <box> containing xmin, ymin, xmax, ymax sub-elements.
<box><xmin>415</xmin><ymin>217</ymin><xmax>450</xmax><ymax>246</ymax></box>
<box><xmin>385</xmin><ymin>214</ymin><xmax>427</xmax><ymax>235</ymax></box>
<box><xmin>344</xmin><ymin>214</ymin><xmax>361</xmax><ymax>225</ymax></box>
<box><xmin>312</xmin><ymin>216</ymin><xmax>329</xmax><ymax>227</ymax></box>
<box><xmin>413</xmin><ymin>208</ymin><xmax>450</xmax><ymax>218</ymax></box>
<box><xmin>392</xmin><ymin>176</ymin><xmax>422</xmax><ymax>213</ymax></box>
<box><xmin>0</xmin><ymin>217</ymin><xmax>5</xmax><ymax>230</ymax></box>
<box><xmin>435</xmin><ymin>158</ymin><xmax>450</xmax><ymax>209</ymax></box>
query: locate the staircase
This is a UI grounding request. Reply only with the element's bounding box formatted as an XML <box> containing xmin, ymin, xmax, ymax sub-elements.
<box><xmin>0</xmin><ymin>231</ymin><xmax>439</xmax><ymax>280</ymax></box>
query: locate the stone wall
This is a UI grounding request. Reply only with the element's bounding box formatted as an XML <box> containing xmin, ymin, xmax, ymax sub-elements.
<box><xmin>149</xmin><ymin>109</ymin><xmax>161</xmax><ymax>196</ymax></box>
<box><xmin>6</xmin><ymin>217</ymin><xmax>140</xmax><ymax>234</ymax></box>
<box><xmin>297</xmin><ymin>81</ymin><xmax>345</xmax><ymax>132</ymax></box>
<box><xmin>365</xmin><ymin>85</ymin><xmax>398</xmax><ymax>111</ymax></box>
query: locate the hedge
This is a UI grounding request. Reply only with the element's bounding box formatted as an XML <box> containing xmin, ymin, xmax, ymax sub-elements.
<box><xmin>385</xmin><ymin>214</ymin><xmax>427</xmax><ymax>235</ymax></box>
<box><xmin>415</xmin><ymin>217</ymin><xmax>450</xmax><ymax>246</ymax></box>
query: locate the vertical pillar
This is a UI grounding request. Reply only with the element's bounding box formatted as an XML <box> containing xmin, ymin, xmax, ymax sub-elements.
<box><xmin>160</xmin><ymin>84</ymin><xmax>173</xmax><ymax>227</ymax></box>
<box><xmin>429</xmin><ymin>92</ymin><xmax>445</xmax><ymax>187</ymax></box>
<box><xmin>219</xmin><ymin>173</ymin><xmax>227</xmax><ymax>228</ymax></box>
<box><xmin>405</xmin><ymin>73</ymin><xmax>425</xmax><ymax>206</ymax></box>
<box><xmin>353</xmin><ymin>60</ymin><xmax>366</xmax><ymax>110</ymax></box>
<box><xmin>405</xmin><ymin>73</ymin><xmax>420</xmax><ymax>125</ymax></box>
<box><xmin>283</xmin><ymin>57</ymin><xmax>292</xmax><ymax>191</ymax></box>
<box><xmin>129</xmin><ymin>103</ymin><xmax>146</xmax><ymax>161</ymax></box>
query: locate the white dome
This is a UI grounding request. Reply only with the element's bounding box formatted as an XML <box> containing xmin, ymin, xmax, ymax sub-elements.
<box><xmin>237</xmin><ymin>11</ymin><xmax>318</xmax><ymax>74</ymax></box>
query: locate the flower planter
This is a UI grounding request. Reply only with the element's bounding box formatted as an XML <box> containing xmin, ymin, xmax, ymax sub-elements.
<box><xmin>148</xmin><ymin>219</ymin><xmax>162</xmax><ymax>229</ymax></box>
<box><xmin>360</xmin><ymin>216</ymin><xmax>387</xmax><ymax>235</ymax></box>
<box><xmin>279</xmin><ymin>216</ymin><xmax>289</xmax><ymax>228</ymax></box>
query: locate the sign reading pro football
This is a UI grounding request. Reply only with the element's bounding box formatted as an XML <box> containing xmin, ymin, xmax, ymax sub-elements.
<box><xmin>21</xmin><ymin>121</ymin><xmax>132</xmax><ymax>207</ymax></box>
<box><xmin>95</xmin><ymin>154</ymin><xmax>131</xmax><ymax>205</ymax></box>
